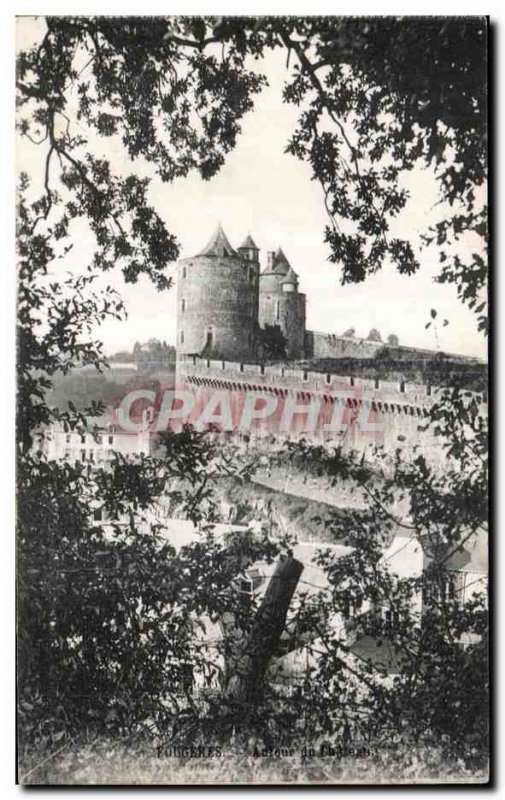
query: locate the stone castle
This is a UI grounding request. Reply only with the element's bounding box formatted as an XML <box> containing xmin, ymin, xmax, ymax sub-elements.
<box><xmin>174</xmin><ymin>223</ymin><xmax>485</xmax><ymax>461</ymax></box>
<box><xmin>176</xmin><ymin>223</ymin><xmax>482</xmax><ymax>365</ymax></box>
<box><xmin>177</xmin><ymin>223</ymin><xmax>306</xmax><ymax>361</ymax></box>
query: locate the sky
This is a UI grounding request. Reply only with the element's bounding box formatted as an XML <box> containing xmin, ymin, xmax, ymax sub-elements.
<box><xmin>16</xmin><ymin>17</ymin><xmax>487</xmax><ymax>360</ymax></box>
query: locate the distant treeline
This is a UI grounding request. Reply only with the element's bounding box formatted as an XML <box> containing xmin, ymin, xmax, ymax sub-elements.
<box><xmin>109</xmin><ymin>338</ymin><xmax>176</xmax><ymax>366</ymax></box>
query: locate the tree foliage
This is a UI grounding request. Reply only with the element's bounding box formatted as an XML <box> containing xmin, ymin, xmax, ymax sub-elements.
<box><xmin>271</xmin><ymin>384</ymin><xmax>488</xmax><ymax>765</ymax></box>
<box><xmin>257</xmin><ymin>324</ymin><xmax>288</xmax><ymax>361</ymax></box>
<box><xmin>281</xmin><ymin>17</ymin><xmax>487</xmax><ymax>331</ymax></box>
<box><xmin>17</xmin><ymin>16</ymin><xmax>487</xmax><ymax>328</ymax></box>
<box><xmin>16</xmin><ymin>15</ymin><xmax>488</xmax><ymax>778</ymax></box>
<box><xmin>18</xmin><ymin>436</ymin><xmax>291</xmax><ymax>751</ymax></box>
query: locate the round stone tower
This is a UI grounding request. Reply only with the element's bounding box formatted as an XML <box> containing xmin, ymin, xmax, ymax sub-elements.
<box><xmin>177</xmin><ymin>224</ymin><xmax>259</xmax><ymax>362</ymax></box>
<box><xmin>258</xmin><ymin>247</ymin><xmax>306</xmax><ymax>359</ymax></box>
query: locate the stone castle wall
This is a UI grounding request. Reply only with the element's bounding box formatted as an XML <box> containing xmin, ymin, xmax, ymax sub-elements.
<box><xmin>305</xmin><ymin>332</ymin><xmax>385</xmax><ymax>359</ymax></box>
<box><xmin>305</xmin><ymin>330</ymin><xmax>481</xmax><ymax>363</ymax></box>
<box><xmin>175</xmin><ymin>355</ymin><xmax>473</xmax><ymax>468</ymax></box>
<box><xmin>177</xmin><ymin>354</ymin><xmax>440</xmax><ymax>406</ymax></box>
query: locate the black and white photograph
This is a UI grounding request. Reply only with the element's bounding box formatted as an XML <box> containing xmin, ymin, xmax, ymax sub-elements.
<box><xmin>13</xmin><ymin>12</ymin><xmax>489</xmax><ymax>786</ymax></box>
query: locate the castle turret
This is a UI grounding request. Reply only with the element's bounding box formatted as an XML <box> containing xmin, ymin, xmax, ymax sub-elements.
<box><xmin>258</xmin><ymin>247</ymin><xmax>306</xmax><ymax>360</ymax></box>
<box><xmin>273</xmin><ymin>247</ymin><xmax>290</xmax><ymax>273</ymax></box>
<box><xmin>281</xmin><ymin>266</ymin><xmax>298</xmax><ymax>293</ymax></box>
<box><xmin>177</xmin><ymin>224</ymin><xmax>259</xmax><ymax>362</ymax></box>
<box><xmin>237</xmin><ymin>234</ymin><xmax>260</xmax><ymax>264</ymax></box>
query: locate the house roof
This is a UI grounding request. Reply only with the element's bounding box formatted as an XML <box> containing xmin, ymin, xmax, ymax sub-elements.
<box><xmin>238</xmin><ymin>234</ymin><xmax>259</xmax><ymax>250</ymax></box>
<box><xmin>198</xmin><ymin>223</ymin><xmax>237</xmax><ymax>257</ymax></box>
<box><xmin>444</xmin><ymin>529</ymin><xmax>488</xmax><ymax>573</ymax></box>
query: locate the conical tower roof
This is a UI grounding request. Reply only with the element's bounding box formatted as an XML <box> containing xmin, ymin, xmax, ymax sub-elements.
<box><xmin>198</xmin><ymin>223</ymin><xmax>236</xmax><ymax>257</ymax></box>
<box><xmin>238</xmin><ymin>234</ymin><xmax>259</xmax><ymax>250</ymax></box>
<box><xmin>275</xmin><ymin>246</ymin><xmax>290</xmax><ymax>265</ymax></box>
<box><xmin>273</xmin><ymin>247</ymin><xmax>290</xmax><ymax>275</ymax></box>
<box><xmin>282</xmin><ymin>265</ymin><xmax>298</xmax><ymax>285</ymax></box>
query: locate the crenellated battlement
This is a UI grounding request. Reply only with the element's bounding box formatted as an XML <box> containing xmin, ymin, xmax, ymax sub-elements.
<box><xmin>176</xmin><ymin>354</ymin><xmax>486</xmax><ymax>417</ymax></box>
<box><xmin>173</xmin><ymin>354</ymin><xmax>487</xmax><ymax>468</ymax></box>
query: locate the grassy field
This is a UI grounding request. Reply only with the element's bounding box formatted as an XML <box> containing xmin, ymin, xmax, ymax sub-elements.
<box><xmin>47</xmin><ymin>365</ymin><xmax>176</xmax><ymax>413</ymax></box>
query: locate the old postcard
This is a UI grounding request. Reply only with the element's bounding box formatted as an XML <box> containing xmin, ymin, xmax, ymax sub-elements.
<box><xmin>16</xmin><ymin>14</ymin><xmax>489</xmax><ymax>785</ymax></box>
